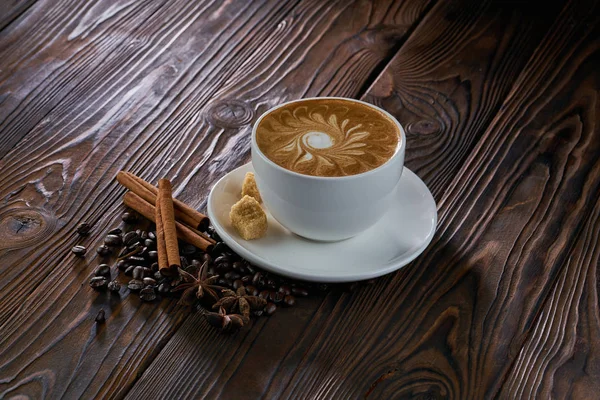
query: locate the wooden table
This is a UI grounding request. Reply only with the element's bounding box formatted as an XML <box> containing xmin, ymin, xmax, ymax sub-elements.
<box><xmin>0</xmin><ymin>0</ymin><xmax>598</xmax><ymax>398</ymax></box>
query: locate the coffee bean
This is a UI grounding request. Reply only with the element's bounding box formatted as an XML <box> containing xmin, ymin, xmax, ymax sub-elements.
<box><xmin>154</xmin><ymin>271</ymin><xmax>163</xmax><ymax>281</ymax></box>
<box><xmin>252</xmin><ymin>272</ymin><xmax>263</xmax><ymax>286</ymax></box>
<box><xmin>89</xmin><ymin>276</ymin><xmax>108</xmax><ymax>289</ymax></box>
<box><xmin>241</xmin><ymin>275</ymin><xmax>252</xmax><ymax>284</ymax></box>
<box><xmin>211</xmin><ymin>242</ymin><xmax>231</xmax><ymax>256</ymax></box>
<box><xmin>94</xmin><ymin>264</ymin><xmax>111</xmax><ymax>278</ymax></box>
<box><xmin>147</xmin><ymin>231</ymin><xmax>156</xmax><ymax>240</ymax></box>
<box><xmin>128</xmin><ymin>279</ymin><xmax>144</xmax><ymax>291</ymax></box>
<box><xmin>271</xmin><ymin>291</ymin><xmax>284</xmax><ymax>304</ymax></box>
<box><xmin>265</xmin><ymin>302</ymin><xmax>277</xmax><ymax>316</ymax></box>
<box><xmin>278</xmin><ymin>285</ymin><xmax>291</xmax><ymax>296</ymax></box>
<box><xmin>245</xmin><ymin>285</ymin><xmax>259</xmax><ymax>296</ymax></box>
<box><xmin>148</xmin><ymin>251</ymin><xmax>158</xmax><ymax>260</ymax></box>
<box><xmin>151</xmin><ymin>262</ymin><xmax>159</xmax><ymax>272</ymax></box>
<box><xmin>107</xmin><ymin>280</ymin><xmax>121</xmax><ymax>292</ymax></box>
<box><xmin>143</xmin><ymin>267</ymin><xmax>152</xmax><ymax>277</ymax></box>
<box><xmin>180</xmin><ymin>256</ymin><xmax>189</xmax><ymax>268</ymax></box>
<box><xmin>216</xmin><ymin>262</ymin><xmax>231</xmax><ymax>274</ymax></box>
<box><xmin>143</xmin><ymin>277</ymin><xmax>157</xmax><ymax>286</ymax></box>
<box><xmin>133</xmin><ymin>266</ymin><xmax>145</xmax><ymax>280</ymax></box>
<box><xmin>118</xmin><ymin>247</ymin><xmax>130</xmax><ymax>258</ymax></box>
<box><xmin>266</xmin><ymin>279</ymin><xmax>277</xmax><ymax>290</ymax></box>
<box><xmin>291</xmin><ymin>287</ymin><xmax>309</xmax><ymax>297</ymax></box>
<box><xmin>124</xmin><ymin>265</ymin><xmax>136</xmax><ymax>276</ymax></box>
<box><xmin>202</xmin><ymin>253</ymin><xmax>212</xmax><ymax>264</ymax></box>
<box><xmin>283</xmin><ymin>295</ymin><xmax>296</xmax><ymax>307</ymax></box>
<box><xmin>158</xmin><ymin>282</ymin><xmax>170</xmax><ymax>294</ymax></box>
<box><xmin>181</xmin><ymin>243</ymin><xmax>196</xmax><ymax>256</ymax></box>
<box><xmin>95</xmin><ymin>309</ymin><xmax>106</xmax><ymax>323</ymax></box>
<box><xmin>224</xmin><ymin>271</ymin><xmax>241</xmax><ymax>281</ymax></box>
<box><xmin>217</xmin><ymin>278</ymin><xmax>228</xmax><ymax>287</ymax></box>
<box><xmin>108</xmin><ymin>227</ymin><xmax>122</xmax><ymax>235</ymax></box>
<box><xmin>104</xmin><ymin>234</ymin><xmax>122</xmax><ymax>247</ymax></box>
<box><xmin>245</xmin><ymin>264</ymin><xmax>255</xmax><ymax>275</ymax></box>
<box><xmin>232</xmin><ymin>261</ymin><xmax>246</xmax><ymax>274</ymax></box>
<box><xmin>123</xmin><ymin>231</ymin><xmax>140</xmax><ymax>246</ymax></box>
<box><xmin>127</xmin><ymin>243</ymin><xmax>142</xmax><ymax>253</ymax></box>
<box><xmin>127</xmin><ymin>256</ymin><xmax>146</xmax><ymax>264</ymax></box>
<box><xmin>140</xmin><ymin>231</ymin><xmax>148</xmax><ymax>240</ymax></box>
<box><xmin>258</xmin><ymin>290</ymin><xmax>270</xmax><ymax>300</ymax></box>
<box><xmin>72</xmin><ymin>245</ymin><xmax>87</xmax><ymax>256</ymax></box>
<box><xmin>96</xmin><ymin>245</ymin><xmax>111</xmax><ymax>256</ymax></box>
<box><xmin>232</xmin><ymin>280</ymin><xmax>244</xmax><ymax>290</ymax></box>
<box><xmin>253</xmin><ymin>309</ymin><xmax>264</xmax><ymax>317</ymax></box>
<box><xmin>139</xmin><ymin>287</ymin><xmax>156</xmax><ymax>301</ymax></box>
<box><xmin>121</xmin><ymin>211</ymin><xmax>137</xmax><ymax>223</ymax></box>
<box><xmin>76</xmin><ymin>223</ymin><xmax>92</xmax><ymax>236</ymax></box>
<box><xmin>144</xmin><ymin>239</ymin><xmax>156</xmax><ymax>248</ymax></box>
<box><xmin>116</xmin><ymin>260</ymin><xmax>128</xmax><ymax>271</ymax></box>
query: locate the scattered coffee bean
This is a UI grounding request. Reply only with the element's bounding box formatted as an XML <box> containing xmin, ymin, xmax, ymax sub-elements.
<box><xmin>181</xmin><ymin>243</ymin><xmax>196</xmax><ymax>255</ymax></box>
<box><xmin>252</xmin><ymin>272</ymin><xmax>263</xmax><ymax>286</ymax></box>
<box><xmin>97</xmin><ymin>245</ymin><xmax>111</xmax><ymax>256</ymax></box>
<box><xmin>232</xmin><ymin>261</ymin><xmax>246</xmax><ymax>274</ymax></box>
<box><xmin>95</xmin><ymin>309</ymin><xmax>106</xmax><ymax>323</ymax></box>
<box><xmin>124</xmin><ymin>265</ymin><xmax>136</xmax><ymax>276</ymax></box>
<box><xmin>140</xmin><ymin>231</ymin><xmax>148</xmax><ymax>240</ymax></box>
<box><xmin>76</xmin><ymin>222</ymin><xmax>92</xmax><ymax>236</ymax></box>
<box><xmin>94</xmin><ymin>264</ymin><xmax>111</xmax><ymax>278</ymax></box>
<box><xmin>211</xmin><ymin>242</ymin><xmax>231</xmax><ymax>256</ymax></box>
<box><xmin>144</xmin><ymin>239</ymin><xmax>156</xmax><ymax>248</ymax></box>
<box><xmin>283</xmin><ymin>295</ymin><xmax>296</xmax><ymax>307</ymax></box>
<box><xmin>147</xmin><ymin>231</ymin><xmax>156</xmax><ymax>240</ymax></box>
<box><xmin>216</xmin><ymin>262</ymin><xmax>231</xmax><ymax>274</ymax></box>
<box><xmin>253</xmin><ymin>309</ymin><xmax>264</xmax><ymax>317</ymax></box>
<box><xmin>123</xmin><ymin>231</ymin><xmax>140</xmax><ymax>246</ymax></box>
<box><xmin>214</xmin><ymin>255</ymin><xmax>229</xmax><ymax>265</ymax></box>
<box><xmin>108</xmin><ymin>227</ymin><xmax>122</xmax><ymax>235</ymax></box>
<box><xmin>132</xmin><ymin>266</ymin><xmax>145</xmax><ymax>280</ymax></box>
<box><xmin>265</xmin><ymin>302</ymin><xmax>277</xmax><ymax>316</ymax></box>
<box><xmin>180</xmin><ymin>256</ymin><xmax>189</xmax><ymax>268</ymax></box>
<box><xmin>245</xmin><ymin>264</ymin><xmax>255</xmax><ymax>274</ymax></box>
<box><xmin>118</xmin><ymin>247</ymin><xmax>130</xmax><ymax>258</ymax></box>
<box><xmin>143</xmin><ymin>277</ymin><xmax>157</xmax><ymax>286</ymax></box>
<box><xmin>232</xmin><ymin>280</ymin><xmax>244</xmax><ymax>290</ymax></box>
<box><xmin>151</xmin><ymin>262</ymin><xmax>159</xmax><ymax>272</ymax></box>
<box><xmin>127</xmin><ymin>256</ymin><xmax>146</xmax><ymax>264</ymax></box>
<box><xmin>89</xmin><ymin>276</ymin><xmax>108</xmax><ymax>289</ymax></box>
<box><xmin>142</xmin><ymin>267</ymin><xmax>152</xmax><ymax>277</ymax></box>
<box><xmin>128</xmin><ymin>279</ymin><xmax>144</xmax><ymax>291</ymax></box>
<box><xmin>266</xmin><ymin>279</ymin><xmax>277</xmax><ymax>290</ymax></box>
<box><xmin>241</xmin><ymin>275</ymin><xmax>252</xmax><ymax>284</ymax></box>
<box><xmin>202</xmin><ymin>253</ymin><xmax>212</xmax><ymax>264</ymax></box>
<box><xmin>259</xmin><ymin>290</ymin><xmax>270</xmax><ymax>300</ymax></box>
<box><xmin>140</xmin><ymin>287</ymin><xmax>156</xmax><ymax>301</ymax></box>
<box><xmin>104</xmin><ymin>234</ymin><xmax>122</xmax><ymax>247</ymax></box>
<box><xmin>108</xmin><ymin>280</ymin><xmax>121</xmax><ymax>292</ymax></box>
<box><xmin>121</xmin><ymin>211</ymin><xmax>137</xmax><ymax>223</ymax></box>
<box><xmin>245</xmin><ymin>285</ymin><xmax>259</xmax><ymax>296</ymax></box>
<box><xmin>158</xmin><ymin>282</ymin><xmax>170</xmax><ymax>294</ymax></box>
<box><xmin>127</xmin><ymin>243</ymin><xmax>142</xmax><ymax>253</ymax></box>
<box><xmin>148</xmin><ymin>251</ymin><xmax>158</xmax><ymax>260</ymax></box>
<box><xmin>291</xmin><ymin>287</ymin><xmax>309</xmax><ymax>297</ymax></box>
<box><xmin>271</xmin><ymin>291</ymin><xmax>284</xmax><ymax>304</ymax></box>
<box><xmin>154</xmin><ymin>271</ymin><xmax>163</xmax><ymax>281</ymax></box>
<box><xmin>116</xmin><ymin>260</ymin><xmax>128</xmax><ymax>271</ymax></box>
<box><xmin>72</xmin><ymin>245</ymin><xmax>87</xmax><ymax>256</ymax></box>
<box><xmin>278</xmin><ymin>285</ymin><xmax>291</xmax><ymax>296</ymax></box>
<box><xmin>224</xmin><ymin>271</ymin><xmax>240</xmax><ymax>281</ymax></box>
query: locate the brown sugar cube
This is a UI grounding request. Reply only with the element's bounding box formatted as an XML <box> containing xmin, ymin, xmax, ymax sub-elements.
<box><xmin>230</xmin><ymin>195</ymin><xmax>267</xmax><ymax>240</ymax></box>
<box><xmin>242</xmin><ymin>172</ymin><xmax>262</xmax><ymax>203</ymax></box>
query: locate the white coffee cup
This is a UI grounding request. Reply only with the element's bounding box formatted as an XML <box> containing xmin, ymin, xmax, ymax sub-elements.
<box><xmin>251</xmin><ymin>97</ymin><xmax>405</xmax><ymax>241</ymax></box>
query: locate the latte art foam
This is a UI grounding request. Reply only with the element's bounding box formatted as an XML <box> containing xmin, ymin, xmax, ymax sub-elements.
<box><xmin>255</xmin><ymin>98</ymin><xmax>400</xmax><ymax>177</ymax></box>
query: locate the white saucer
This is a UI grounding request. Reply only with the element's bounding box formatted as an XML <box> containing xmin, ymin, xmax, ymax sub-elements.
<box><xmin>207</xmin><ymin>163</ymin><xmax>437</xmax><ymax>282</ymax></box>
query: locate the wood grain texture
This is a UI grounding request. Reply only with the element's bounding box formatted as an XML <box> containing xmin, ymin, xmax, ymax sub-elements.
<box><xmin>0</xmin><ymin>0</ymin><xmax>435</xmax><ymax>398</ymax></box>
<box><xmin>0</xmin><ymin>0</ymin><xmax>37</xmax><ymax>32</ymax></box>
<box><xmin>127</xmin><ymin>1</ymin><xmax>586</xmax><ymax>399</ymax></box>
<box><xmin>267</xmin><ymin>2</ymin><xmax>598</xmax><ymax>398</ymax></box>
<box><xmin>500</xmin><ymin>197</ymin><xmax>600</xmax><ymax>399</ymax></box>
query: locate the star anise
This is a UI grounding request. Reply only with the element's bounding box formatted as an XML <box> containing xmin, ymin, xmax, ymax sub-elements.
<box><xmin>173</xmin><ymin>261</ymin><xmax>225</xmax><ymax>306</ymax></box>
<box><xmin>205</xmin><ymin>306</ymin><xmax>245</xmax><ymax>333</ymax></box>
<box><xmin>212</xmin><ymin>286</ymin><xmax>266</xmax><ymax>322</ymax></box>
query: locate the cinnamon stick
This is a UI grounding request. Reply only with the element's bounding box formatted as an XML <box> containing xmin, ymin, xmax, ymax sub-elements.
<box><xmin>116</xmin><ymin>171</ymin><xmax>209</xmax><ymax>230</ymax></box>
<box><xmin>155</xmin><ymin>197</ymin><xmax>169</xmax><ymax>274</ymax></box>
<box><xmin>158</xmin><ymin>179</ymin><xmax>180</xmax><ymax>273</ymax></box>
<box><xmin>124</xmin><ymin>192</ymin><xmax>214</xmax><ymax>252</ymax></box>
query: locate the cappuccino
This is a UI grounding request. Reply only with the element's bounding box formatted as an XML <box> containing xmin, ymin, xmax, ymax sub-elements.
<box><xmin>255</xmin><ymin>98</ymin><xmax>400</xmax><ymax>177</ymax></box>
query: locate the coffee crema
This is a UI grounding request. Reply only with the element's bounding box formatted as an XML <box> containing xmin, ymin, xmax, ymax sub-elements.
<box><xmin>255</xmin><ymin>98</ymin><xmax>400</xmax><ymax>177</ymax></box>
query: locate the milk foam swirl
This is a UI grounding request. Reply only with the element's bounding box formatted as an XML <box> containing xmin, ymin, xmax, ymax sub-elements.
<box><xmin>255</xmin><ymin>99</ymin><xmax>400</xmax><ymax>177</ymax></box>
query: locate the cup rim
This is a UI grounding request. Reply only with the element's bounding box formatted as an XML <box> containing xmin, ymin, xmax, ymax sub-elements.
<box><xmin>251</xmin><ymin>97</ymin><xmax>406</xmax><ymax>181</ymax></box>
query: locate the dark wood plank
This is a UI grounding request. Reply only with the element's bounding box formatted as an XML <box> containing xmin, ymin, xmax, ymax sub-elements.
<box><xmin>500</xmin><ymin>197</ymin><xmax>600</xmax><ymax>399</ymax></box>
<box><xmin>126</xmin><ymin>1</ymin><xmax>580</xmax><ymax>399</ymax></box>
<box><xmin>0</xmin><ymin>0</ymin><xmax>37</xmax><ymax>32</ymax></box>
<box><xmin>0</xmin><ymin>0</ymin><xmax>435</xmax><ymax>398</ymax></box>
